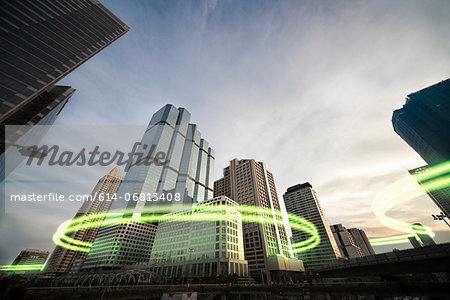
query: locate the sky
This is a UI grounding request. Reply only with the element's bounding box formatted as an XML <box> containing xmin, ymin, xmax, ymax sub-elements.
<box><xmin>1</xmin><ymin>0</ymin><xmax>450</xmax><ymax>264</ymax></box>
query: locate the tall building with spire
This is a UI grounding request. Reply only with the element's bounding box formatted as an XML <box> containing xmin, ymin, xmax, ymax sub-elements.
<box><xmin>214</xmin><ymin>159</ymin><xmax>303</xmax><ymax>283</ymax></box>
<box><xmin>283</xmin><ymin>183</ymin><xmax>341</xmax><ymax>270</ymax></box>
<box><xmin>82</xmin><ymin>104</ymin><xmax>214</xmax><ymax>271</ymax></box>
<box><xmin>45</xmin><ymin>167</ymin><xmax>123</xmax><ymax>274</ymax></box>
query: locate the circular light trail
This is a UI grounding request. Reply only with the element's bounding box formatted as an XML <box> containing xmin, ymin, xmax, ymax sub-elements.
<box><xmin>52</xmin><ymin>204</ymin><xmax>320</xmax><ymax>255</ymax></box>
<box><xmin>370</xmin><ymin>161</ymin><xmax>450</xmax><ymax>246</ymax></box>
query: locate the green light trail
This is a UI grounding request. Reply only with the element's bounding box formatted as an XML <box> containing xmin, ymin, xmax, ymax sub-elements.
<box><xmin>370</xmin><ymin>161</ymin><xmax>450</xmax><ymax>246</ymax></box>
<box><xmin>0</xmin><ymin>264</ymin><xmax>44</xmax><ymax>272</ymax></box>
<box><xmin>52</xmin><ymin>204</ymin><xmax>320</xmax><ymax>255</ymax></box>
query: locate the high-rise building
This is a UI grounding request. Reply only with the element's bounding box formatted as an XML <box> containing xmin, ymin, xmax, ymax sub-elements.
<box><xmin>412</xmin><ymin>223</ymin><xmax>436</xmax><ymax>247</ymax></box>
<box><xmin>283</xmin><ymin>183</ymin><xmax>341</xmax><ymax>270</ymax></box>
<box><xmin>11</xmin><ymin>249</ymin><xmax>49</xmax><ymax>268</ymax></box>
<box><xmin>409</xmin><ymin>165</ymin><xmax>450</xmax><ymax>217</ymax></box>
<box><xmin>408</xmin><ymin>236</ymin><xmax>422</xmax><ymax>249</ymax></box>
<box><xmin>82</xmin><ymin>104</ymin><xmax>214</xmax><ymax>271</ymax></box>
<box><xmin>214</xmin><ymin>159</ymin><xmax>303</xmax><ymax>283</ymax></box>
<box><xmin>330</xmin><ymin>224</ymin><xmax>375</xmax><ymax>259</ymax></box>
<box><xmin>1</xmin><ymin>85</ymin><xmax>75</xmax><ymax>179</ymax></box>
<box><xmin>149</xmin><ymin>196</ymin><xmax>248</xmax><ymax>278</ymax></box>
<box><xmin>330</xmin><ymin>224</ymin><xmax>364</xmax><ymax>259</ymax></box>
<box><xmin>392</xmin><ymin>78</ymin><xmax>450</xmax><ymax>167</ymax></box>
<box><xmin>45</xmin><ymin>167</ymin><xmax>123</xmax><ymax>274</ymax></box>
<box><xmin>0</xmin><ymin>0</ymin><xmax>129</xmax><ymax>133</ymax></box>
<box><xmin>347</xmin><ymin>227</ymin><xmax>375</xmax><ymax>256</ymax></box>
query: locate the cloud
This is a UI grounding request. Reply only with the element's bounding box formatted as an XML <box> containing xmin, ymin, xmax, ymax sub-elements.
<box><xmin>2</xmin><ymin>0</ymin><xmax>450</xmax><ymax>263</ymax></box>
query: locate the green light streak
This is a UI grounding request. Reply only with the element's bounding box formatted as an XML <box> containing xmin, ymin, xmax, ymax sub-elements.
<box><xmin>52</xmin><ymin>204</ymin><xmax>320</xmax><ymax>255</ymax></box>
<box><xmin>370</xmin><ymin>162</ymin><xmax>449</xmax><ymax>246</ymax></box>
<box><xmin>0</xmin><ymin>264</ymin><xmax>44</xmax><ymax>272</ymax></box>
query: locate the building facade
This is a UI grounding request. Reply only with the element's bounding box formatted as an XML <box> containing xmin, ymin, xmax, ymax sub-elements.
<box><xmin>347</xmin><ymin>227</ymin><xmax>375</xmax><ymax>256</ymax></box>
<box><xmin>283</xmin><ymin>183</ymin><xmax>341</xmax><ymax>270</ymax></box>
<box><xmin>330</xmin><ymin>224</ymin><xmax>375</xmax><ymax>259</ymax></box>
<box><xmin>82</xmin><ymin>104</ymin><xmax>214</xmax><ymax>270</ymax></box>
<box><xmin>412</xmin><ymin>223</ymin><xmax>436</xmax><ymax>247</ymax></box>
<box><xmin>409</xmin><ymin>165</ymin><xmax>450</xmax><ymax>217</ymax></box>
<box><xmin>0</xmin><ymin>0</ymin><xmax>129</xmax><ymax>128</ymax></box>
<box><xmin>214</xmin><ymin>159</ymin><xmax>302</xmax><ymax>283</ymax></box>
<box><xmin>11</xmin><ymin>249</ymin><xmax>49</xmax><ymax>267</ymax></box>
<box><xmin>45</xmin><ymin>167</ymin><xmax>123</xmax><ymax>274</ymax></box>
<box><xmin>149</xmin><ymin>196</ymin><xmax>248</xmax><ymax>278</ymax></box>
<box><xmin>392</xmin><ymin>78</ymin><xmax>450</xmax><ymax>167</ymax></box>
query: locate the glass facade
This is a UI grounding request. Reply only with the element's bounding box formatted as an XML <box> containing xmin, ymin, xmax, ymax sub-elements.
<box><xmin>0</xmin><ymin>0</ymin><xmax>129</xmax><ymax>123</ymax></box>
<box><xmin>82</xmin><ymin>104</ymin><xmax>215</xmax><ymax>270</ymax></box>
<box><xmin>149</xmin><ymin>196</ymin><xmax>248</xmax><ymax>278</ymax></box>
<box><xmin>283</xmin><ymin>183</ymin><xmax>341</xmax><ymax>270</ymax></box>
<box><xmin>392</xmin><ymin>78</ymin><xmax>450</xmax><ymax>167</ymax></box>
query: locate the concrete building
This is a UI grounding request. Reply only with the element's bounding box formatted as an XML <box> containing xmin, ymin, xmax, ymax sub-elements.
<box><xmin>283</xmin><ymin>183</ymin><xmax>341</xmax><ymax>270</ymax></box>
<box><xmin>149</xmin><ymin>196</ymin><xmax>248</xmax><ymax>278</ymax></box>
<box><xmin>331</xmin><ymin>224</ymin><xmax>375</xmax><ymax>259</ymax></box>
<box><xmin>214</xmin><ymin>159</ymin><xmax>303</xmax><ymax>283</ymax></box>
<box><xmin>83</xmin><ymin>104</ymin><xmax>214</xmax><ymax>271</ymax></box>
<box><xmin>347</xmin><ymin>228</ymin><xmax>375</xmax><ymax>256</ymax></box>
<box><xmin>11</xmin><ymin>249</ymin><xmax>49</xmax><ymax>267</ymax></box>
<box><xmin>45</xmin><ymin>167</ymin><xmax>123</xmax><ymax>274</ymax></box>
<box><xmin>330</xmin><ymin>224</ymin><xmax>364</xmax><ymax>259</ymax></box>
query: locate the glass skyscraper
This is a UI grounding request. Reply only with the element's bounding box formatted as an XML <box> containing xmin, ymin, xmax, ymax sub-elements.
<box><xmin>392</xmin><ymin>78</ymin><xmax>450</xmax><ymax>167</ymax></box>
<box><xmin>82</xmin><ymin>104</ymin><xmax>214</xmax><ymax>271</ymax></box>
<box><xmin>409</xmin><ymin>165</ymin><xmax>450</xmax><ymax>217</ymax></box>
<box><xmin>0</xmin><ymin>0</ymin><xmax>129</xmax><ymax>128</ymax></box>
<box><xmin>283</xmin><ymin>182</ymin><xmax>341</xmax><ymax>270</ymax></box>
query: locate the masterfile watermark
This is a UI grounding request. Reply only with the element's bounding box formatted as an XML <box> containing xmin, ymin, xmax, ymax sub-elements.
<box><xmin>23</xmin><ymin>142</ymin><xmax>168</xmax><ymax>172</ymax></box>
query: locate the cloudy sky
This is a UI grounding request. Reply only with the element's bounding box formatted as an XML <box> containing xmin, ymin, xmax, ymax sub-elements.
<box><xmin>1</xmin><ymin>0</ymin><xmax>450</xmax><ymax>264</ymax></box>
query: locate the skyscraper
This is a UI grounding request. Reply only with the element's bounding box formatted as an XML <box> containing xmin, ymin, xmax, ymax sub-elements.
<box><xmin>214</xmin><ymin>159</ymin><xmax>303</xmax><ymax>283</ymax></box>
<box><xmin>0</xmin><ymin>0</ymin><xmax>129</xmax><ymax>132</ymax></box>
<box><xmin>347</xmin><ymin>227</ymin><xmax>375</xmax><ymax>256</ymax></box>
<box><xmin>409</xmin><ymin>165</ymin><xmax>450</xmax><ymax>217</ymax></box>
<box><xmin>82</xmin><ymin>104</ymin><xmax>214</xmax><ymax>271</ymax></box>
<box><xmin>330</xmin><ymin>224</ymin><xmax>375</xmax><ymax>259</ymax></box>
<box><xmin>392</xmin><ymin>78</ymin><xmax>450</xmax><ymax>167</ymax></box>
<box><xmin>330</xmin><ymin>224</ymin><xmax>364</xmax><ymax>259</ymax></box>
<box><xmin>412</xmin><ymin>223</ymin><xmax>436</xmax><ymax>247</ymax></box>
<box><xmin>149</xmin><ymin>196</ymin><xmax>248</xmax><ymax>278</ymax></box>
<box><xmin>11</xmin><ymin>249</ymin><xmax>49</xmax><ymax>267</ymax></box>
<box><xmin>283</xmin><ymin>183</ymin><xmax>341</xmax><ymax>270</ymax></box>
<box><xmin>45</xmin><ymin>167</ymin><xmax>123</xmax><ymax>274</ymax></box>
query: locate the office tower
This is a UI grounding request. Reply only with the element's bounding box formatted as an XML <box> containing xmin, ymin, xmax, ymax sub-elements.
<box><xmin>1</xmin><ymin>86</ymin><xmax>75</xmax><ymax>180</ymax></box>
<box><xmin>283</xmin><ymin>183</ymin><xmax>341</xmax><ymax>269</ymax></box>
<box><xmin>392</xmin><ymin>78</ymin><xmax>450</xmax><ymax>166</ymax></box>
<box><xmin>214</xmin><ymin>159</ymin><xmax>303</xmax><ymax>283</ymax></box>
<box><xmin>347</xmin><ymin>227</ymin><xmax>375</xmax><ymax>256</ymax></box>
<box><xmin>0</xmin><ymin>0</ymin><xmax>129</xmax><ymax>132</ymax></box>
<box><xmin>412</xmin><ymin>223</ymin><xmax>436</xmax><ymax>247</ymax></box>
<box><xmin>82</xmin><ymin>104</ymin><xmax>214</xmax><ymax>271</ymax></box>
<box><xmin>149</xmin><ymin>196</ymin><xmax>248</xmax><ymax>278</ymax></box>
<box><xmin>409</xmin><ymin>236</ymin><xmax>422</xmax><ymax>249</ymax></box>
<box><xmin>11</xmin><ymin>249</ymin><xmax>49</xmax><ymax>267</ymax></box>
<box><xmin>409</xmin><ymin>165</ymin><xmax>450</xmax><ymax>217</ymax></box>
<box><xmin>330</xmin><ymin>224</ymin><xmax>364</xmax><ymax>259</ymax></box>
<box><xmin>45</xmin><ymin>167</ymin><xmax>123</xmax><ymax>274</ymax></box>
